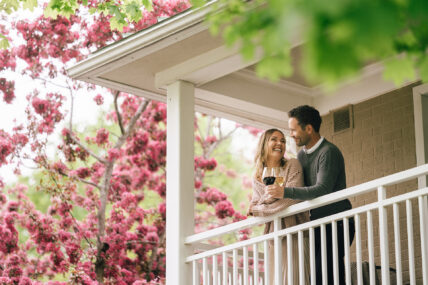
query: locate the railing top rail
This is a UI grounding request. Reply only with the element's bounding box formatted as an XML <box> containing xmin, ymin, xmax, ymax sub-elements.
<box><xmin>185</xmin><ymin>163</ymin><xmax>428</xmax><ymax>245</ymax></box>
<box><xmin>186</xmin><ymin>187</ymin><xmax>428</xmax><ymax>262</ymax></box>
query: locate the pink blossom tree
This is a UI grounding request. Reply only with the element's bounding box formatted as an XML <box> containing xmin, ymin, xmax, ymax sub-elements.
<box><xmin>0</xmin><ymin>2</ymin><xmax>260</xmax><ymax>284</ymax></box>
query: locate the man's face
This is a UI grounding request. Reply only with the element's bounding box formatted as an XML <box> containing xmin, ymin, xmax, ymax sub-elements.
<box><xmin>288</xmin><ymin>117</ymin><xmax>311</xmax><ymax>147</ymax></box>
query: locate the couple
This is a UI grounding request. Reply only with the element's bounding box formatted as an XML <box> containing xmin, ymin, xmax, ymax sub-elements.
<box><xmin>248</xmin><ymin>105</ymin><xmax>355</xmax><ymax>285</ymax></box>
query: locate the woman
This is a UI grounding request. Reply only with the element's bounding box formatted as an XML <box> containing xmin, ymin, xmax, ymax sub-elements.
<box><xmin>248</xmin><ymin>128</ymin><xmax>309</xmax><ymax>285</ymax></box>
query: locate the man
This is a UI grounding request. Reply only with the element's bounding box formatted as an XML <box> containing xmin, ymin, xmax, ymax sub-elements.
<box><xmin>266</xmin><ymin>105</ymin><xmax>355</xmax><ymax>285</ymax></box>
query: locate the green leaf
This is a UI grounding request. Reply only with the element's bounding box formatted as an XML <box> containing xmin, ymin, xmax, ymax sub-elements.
<box><xmin>0</xmin><ymin>34</ymin><xmax>10</xmax><ymax>49</ymax></box>
<box><xmin>3</xmin><ymin>0</ymin><xmax>20</xmax><ymax>13</ymax></box>
<box><xmin>383</xmin><ymin>56</ymin><xmax>416</xmax><ymax>86</ymax></box>
<box><xmin>22</xmin><ymin>0</ymin><xmax>37</xmax><ymax>11</ymax></box>
<box><xmin>125</xmin><ymin>2</ymin><xmax>142</xmax><ymax>22</ymax></box>
<box><xmin>240</xmin><ymin>41</ymin><xmax>255</xmax><ymax>61</ymax></box>
<box><xmin>142</xmin><ymin>0</ymin><xmax>152</xmax><ymax>12</ymax></box>
<box><xmin>81</xmin><ymin>0</ymin><xmax>87</xmax><ymax>6</ymax></box>
<box><xmin>110</xmin><ymin>16</ymin><xmax>126</xmax><ymax>32</ymax></box>
<box><xmin>43</xmin><ymin>5</ymin><xmax>59</xmax><ymax>19</ymax></box>
<box><xmin>256</xmin><ymin>53</ymin><xmax>293</xmax><ymax>82</ymax></box>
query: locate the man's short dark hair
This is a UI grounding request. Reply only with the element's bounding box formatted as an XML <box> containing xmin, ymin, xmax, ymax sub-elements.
<box><xmin>288</xmin><ymin>105</ymin><xmax>322</xmax><ymax>132</ymax></box>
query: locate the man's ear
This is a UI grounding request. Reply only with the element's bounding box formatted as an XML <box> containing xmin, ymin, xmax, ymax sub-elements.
<box><xmin>305</xmin><ymin>124</ymin><xmax>314</xmax><ymax>134</ymax></box>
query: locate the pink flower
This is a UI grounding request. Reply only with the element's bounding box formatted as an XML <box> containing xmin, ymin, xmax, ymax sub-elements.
<box><xmin>215</xmin><ymin>200</ymin><xmax>235</xmax><ymax>219</ymax></box>
<box><xmin>158</xmin><ymin>202</ymin><xmax>166</xmax><ymax>220</ymax></box>
<box><xmin>204</xmin><ymin>188</ymin><xmax>227</xmax><ymax>204</ymax></box>
<box><xmin>94</xmin><ymin>94</ymin><xmax>104</xmax><ymax>105</ymax></box>
<box><xmin>52</xmin><ymin>161</ymin><xmax>68</xmax><ymax>174</ymax></box>
<box><xmin>205</xmin><ymin>135</ymin><xmax>217</xmax><ymax>145</ymax></box>
<box><xmin>0</xmin><ymin>78</ymin><xmax>15</xmax><ymax>104</ymax></box>
<box><xmin>95</xmin><ymin>128</ymin><xmax>109</xmax><ymax>145</ymax></box>
<box><xmin>107</xmin><ymin>148</ymin><xmax>120</xmax><ymax>161</ymax></box>
<box><xmin>0</xmin><ymin>136</ymin><xmax>14</xmax><ymax>165</ymax></box>
<box><xmin>32</xmin><ymin>97</ymin><xmax>50</xmax><ymax>115</ymax></box>
<box><xmin>75</xmin><ymin>167</ymin><xmax>91</xmax><ymax>179</ymax></box>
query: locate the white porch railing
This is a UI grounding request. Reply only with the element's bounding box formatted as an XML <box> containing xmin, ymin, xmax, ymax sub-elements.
<box><xmin>185</xmin><ymin>164</ymin><xmax>428</xmax><ymax>285</ymax></box>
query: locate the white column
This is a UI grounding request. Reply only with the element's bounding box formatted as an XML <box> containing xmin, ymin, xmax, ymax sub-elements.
<box><xmin>166</xmin><ymin>80</ymin><xmax>195</xmax><ymax>285</ymax></box>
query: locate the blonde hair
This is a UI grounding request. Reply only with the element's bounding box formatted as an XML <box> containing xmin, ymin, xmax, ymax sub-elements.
<box><xmin>254</xmin><ymin>128</ymin><xmax>286</xmax><ymax>180</ymax></box>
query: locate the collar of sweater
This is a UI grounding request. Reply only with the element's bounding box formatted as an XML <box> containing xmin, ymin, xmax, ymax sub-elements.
<box><xmin>303</xmin><ymin>137</ymin><xmax>324</xmax><ymax>154</ymax></box>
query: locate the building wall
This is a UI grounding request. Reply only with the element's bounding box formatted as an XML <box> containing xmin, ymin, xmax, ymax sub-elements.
<box><xmin>320</xmin><ymin>82</ymin><xmax>424</xmax><ymax>283</ymax></box>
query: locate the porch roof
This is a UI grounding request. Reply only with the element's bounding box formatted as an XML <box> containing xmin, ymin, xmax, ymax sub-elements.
<box><xmin>68</xmin><ymin>2</ymin><xmax>405</xmax><ymax>129</ymax></box>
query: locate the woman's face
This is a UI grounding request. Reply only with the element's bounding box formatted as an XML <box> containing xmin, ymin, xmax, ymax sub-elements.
<box><xmin>265</xmin><ymin>131</ymin><xmax>286</xmax><ymax>162</ymax></box>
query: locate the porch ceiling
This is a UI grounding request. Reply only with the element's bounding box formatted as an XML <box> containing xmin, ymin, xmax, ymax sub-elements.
<box><xmin>68</xmin><ymin>4</ymin><xmax>406</xmax><ymax>130</ymax></box>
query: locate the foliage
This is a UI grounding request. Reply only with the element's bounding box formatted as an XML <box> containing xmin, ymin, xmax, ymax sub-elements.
<box><xmin>0</xmin><ymin>1</ymin><xmax>261</xmax><ymax>284</ymax></box>
<box><xmin>206</xmin><ymin>0</ymin><xmax>428</xmax><ymax>86</ymax></box>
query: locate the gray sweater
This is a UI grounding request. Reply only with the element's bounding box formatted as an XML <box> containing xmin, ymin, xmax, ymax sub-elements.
<box><xmin>284</xmin><ymin>139</ymin><xmax>352</xmax><ymax>220</ymax></box>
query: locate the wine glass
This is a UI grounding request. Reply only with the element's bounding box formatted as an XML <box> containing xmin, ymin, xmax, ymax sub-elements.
<box><xmin>262</xmin><ymin>167</ymin><xmax>277</xmax><ymax>185</ymax></box>
<box><xmin>262</xmin><ymin>167</ymin><xmax>284</xmax><ymax>186</ymax></box>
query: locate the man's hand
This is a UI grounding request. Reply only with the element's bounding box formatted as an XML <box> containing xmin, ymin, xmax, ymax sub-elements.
<box><xmin>266</xmin><ymin>184</ymin><xmax>284</xmax><ymax>199</ymax></box>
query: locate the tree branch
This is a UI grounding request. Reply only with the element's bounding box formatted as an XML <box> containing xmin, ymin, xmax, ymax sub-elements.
<box><xmin>68</xmin><ymin>134</ymin><xmax>107</xmax><ymax>164</ymax></box>
<box><xmin>58</xmin><ymin>172</ymin><xmax>101</xmax><ymax>189</ymax></box>
<box><xmin>95</xmin><ymin>98</ymin><xmax>150</xmax><ymax>283</ymax></box>
<box><xmin>114</xmin><ymin>91</ymin><xmax>125</xmax><ymax>135</ymax></box>
<box><xmin>114</xmin><ymin>99</ymin><xmax>150</xmax><ymax>149</ymax></box>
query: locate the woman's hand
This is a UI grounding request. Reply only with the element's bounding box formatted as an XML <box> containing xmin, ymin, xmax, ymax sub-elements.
<box><xmin>246</xmin><ymin>204</ymin><xmax>254</xmax><ymax>216</ymax></box>
<box><xmin>266</xmin><ymin>184</ymin><xmax>284</xmax><ymax>199</ymax></box>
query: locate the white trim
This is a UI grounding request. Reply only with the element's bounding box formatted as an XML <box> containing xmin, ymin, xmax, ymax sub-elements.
<box><xmin>233</xmin><ymin>68</ymin><xmax>314</xmax><ymax>98</ymax></box>
<box><xmin>155</xmin><ymin>46</ymin><xmax>264</xmax><ymax>88</ymax></box>
<box><xmin>81</xmin><ymin>76</ymin><xmax>291</xmax><ymax>129</ymax></box>
<box><xmin>413</xmin><ymin>83</ymin><xmax>428</xmax><ymax>189</ymax></box>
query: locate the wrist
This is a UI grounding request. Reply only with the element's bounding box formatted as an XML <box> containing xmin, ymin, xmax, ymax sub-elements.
<box><xmin>283</xmin><ymin>187</ymin><xmax>290</xmax><ymax>198</ymax></box>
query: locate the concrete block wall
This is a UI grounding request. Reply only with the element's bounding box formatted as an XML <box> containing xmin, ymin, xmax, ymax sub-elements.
<box><xmin>320</xmin><ymin>83</ymin><xmax>425</xmax><ymax>284</ymax></box>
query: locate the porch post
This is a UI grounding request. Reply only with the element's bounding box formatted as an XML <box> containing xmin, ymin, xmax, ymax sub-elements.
<box><xmin>166</xmin><ymin>80</ymin><xmax>195</xmax><ymax>285</ymax></box>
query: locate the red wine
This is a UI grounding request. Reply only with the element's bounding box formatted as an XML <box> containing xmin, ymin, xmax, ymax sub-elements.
<box><xmin>263</xmin><ymin>176</ymin><xmax>275</xmax><ymax>185</ymax></box>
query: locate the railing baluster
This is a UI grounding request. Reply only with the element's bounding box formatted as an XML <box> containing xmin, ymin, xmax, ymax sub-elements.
<box><xmin>366</xmin><ymin>210</ymin><xmax>376</xmax><ymax>285</ymax></box>
<box><xmin>298</xmin><ymin>230</ymin><xmax>304</xmax><ymax>285</ymax></box>
<box><xmin>378</xmin><ymin>186</ymin><xmax>390</xmax><ymax>285</ymax></box>
<box><xmin>419</xmin><ymin>195</ymin><xmax>428</xmax><ymax>285</ymax></box>
<box><xmin>213</xmin><ymin>254</ymin><xmax>218</xmax><ymax>285</ymax></box>
<box><xmin>343</xmin><ymin>217</ymin><xmax>351</xmax><ymax>285</ymax></box>
<box><xmin>264</xmin><ymin>240</ymin><xmax>270</xmax><ymax>285</ymax></box>
<box><xmin>203</xmin><ymin>257</ymin><xmax>208</xmax><ymax>285</ymax></box>
<box><xmin>355</xmin><ymin>214</ymin><xmax>362</xmax><ymax>285</ymax></box>
<box><xmin>253</xmin><ymin>243</ymin><xmax>259</xmax><ymax>285</ymax></box>
<box><xmin>332</xmin><ymin>220</ymin><xmax>339</xmax><ymax>285</ymax></box>
<box><xmin>287</xmin><ymin>233</ymin><xmax>293</xmax><ymax>285</ymax></box>
<box><xmin>194</xmin><ymin>260</ymin><xmax>200</xmax><ymax>285</ymax></box>
<box><xmin>223</xmin><ymin>252</ymin><xmax>228</xmax><ymax>285</ymax></box>
<box><xmin>208</xmin><ymin>270</ymin><xmax>211</xmax><ymax>285</ymax></box>
<box><xmin>310</xmin><ymin>227</ymin><xmax>316</xmax><ymax>285</ymax></box>
<box><xmin>243</xmin><ymin>246</ymin><xmax>249</xmax><ymax>285</ymax></box>
<box><xmin>407</xmin><ymin>199</ymin><xmax>416</xmax><ymax>284</ymax></box>
<box><xmin>274</xmin><ymin>218</ymin><xmax>282</xmax><ymax>285</ymax></box>
<box><xmin>233</xmin><ymin>249</ymin><xmax>238</xmax><ymax>285</ymax></box>
<box><xmin>321</xmin><ymin>223</ymin><xmax>327</xmax><ymax>285</ymax></box>
<box><xmin>393</xmin><ymin>203</ymin><xmax>403</xmax><ymax>284</ymax></box>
